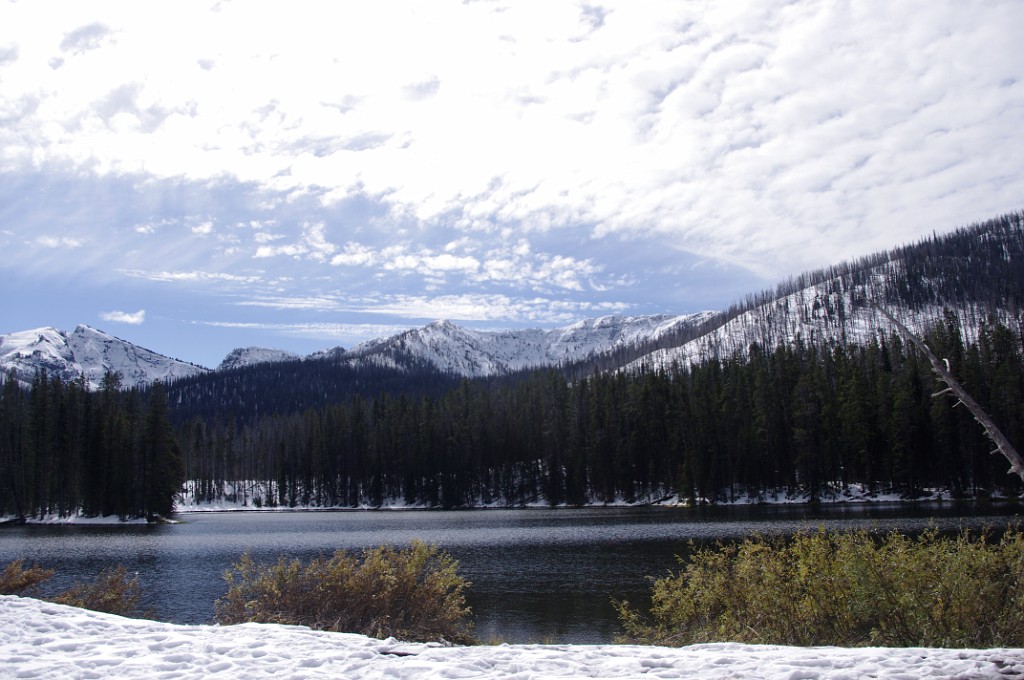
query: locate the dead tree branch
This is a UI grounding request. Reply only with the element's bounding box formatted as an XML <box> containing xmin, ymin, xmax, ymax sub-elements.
<box><xmin>873</xmin><ymin>305</ymin><xmax>1024</xmax><ymax>484</ymax></box>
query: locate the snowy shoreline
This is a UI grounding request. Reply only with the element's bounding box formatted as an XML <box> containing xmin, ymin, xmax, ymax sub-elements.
<box><xmin>3</xmin><ymin>487</ymin><xmax>1021</xmax><ymax>525</ymax></box>
<box><xmin>2</xmin><ymin>595</ymin><xmax>1022</xmax><ymax>679</ymax></box>
<box><xmin>175</xmin><ymin>479</ymin><xmax>1023</xmax><ymax>513</ymax></box>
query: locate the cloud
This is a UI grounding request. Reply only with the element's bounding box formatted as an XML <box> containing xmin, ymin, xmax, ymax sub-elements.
<box><xmin>330</xmin><ymin>242</ymin><xmax>378</xmax><ymax>267</ymax></box>
<box><xmin>403</xmin><ymin>76</ymin><xmax>441</xmax><ymax>101</ymax></box>
<box><xmin>236</xmin><ymin>292</ymin><xmax>628</xmax><ymax>324</ymax></box>
<box><xmin>323</xmin><ymin>237</ymin><xmax>603</xmax><ymax>291</ymax></box>
<box><xmin>0</xmin><ymin>1</ymin><xmax>1020</xmax><ymax>289</ymax></box>
<box><xmin>0</xmin><ymin>44</ymin><xmax>18</xmax><ymax>65</ymax></box>
<box><xmin>100</xmin><ymin>309</ymin><xmax>145</xmax><ymax>325</ymax></box>
<box><xmin>119</xmin><ymin>269</ymin><xmax>264</xmax><ymax>285</ymax></box>
<box><xmin>235</xmin><ymin>296</ymin><xmax>343</xmax><ymax>312</ymax></box>
<box><xmin>196</xmin><ymin>320</ymin><xmax>410</xmax><ymax>343</ymax></box>
<box><xmin>59</xmin><ymin>22</ymin><xmax>112</xmax><ymax>55</ymax></box>
<box><xmin>578</xmin><ymin>4</ymin><xmax>609</xmax><ymax>32</ymax></box>
<box><xmin>35</xmin><ymin>235</ymin><xmax>84</xmax><ymax>248</ymax></box>
<box><xmin>254</xmin><ymin>221</ymin><xmax>335</xmax><ymax>261</ymax></box>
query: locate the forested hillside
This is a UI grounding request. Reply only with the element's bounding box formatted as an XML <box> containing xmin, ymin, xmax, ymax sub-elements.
<box><xmin>167</xmin><ymin>354</ymin><xmax>460</xmax><ymax>427</ymax></box>
<box><xmin>174</xmin><ymin>212</ymin><xmax>1024</xmax><ymax>508</ymax></box>
<box><xmin>617</xmin><ymin>212</ymin><xmax>1024</xmax><ymax>374</ymax></box>
<box><xmin>178</xmin><ymin>314</ymin><xmax>1024</xmax><ymax>508</ymax></box>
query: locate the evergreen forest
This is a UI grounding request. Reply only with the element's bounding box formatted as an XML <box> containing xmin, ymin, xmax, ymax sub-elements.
<box><xmin>0</xmin><ymin>372</ymin><xmax>182</xmax><ymax>520</ymax></box>
<box><xmin>175</xmin><ymin>314</ymin><xmax>1024</xmax><ymax>509</ymax></box>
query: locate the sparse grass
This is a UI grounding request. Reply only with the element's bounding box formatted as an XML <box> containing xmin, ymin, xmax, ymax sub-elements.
<box><xmin>214</xmin><ymin>541</ymin><xmax>474</xmax><ymax>644</ymax></box>
<box><xmin>616</xmin><ymin>528</ymin><xmax>1024</xmax><ymax>648</ymax></box>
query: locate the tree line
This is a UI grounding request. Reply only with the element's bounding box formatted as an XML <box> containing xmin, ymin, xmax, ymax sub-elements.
<box><xmin>167</xmin><ymin>352</ymin><xmax>459</xmax><ymax>427</ymax></box>
<box><xmin>177</xmin><ymin>313</ymin><xmax>1024</xmax><ymax>509</ymax></box>
<box><xmin>0</xmin><ymin>372</ymin><xmax>182</xmax><ymax>520</ymax></box>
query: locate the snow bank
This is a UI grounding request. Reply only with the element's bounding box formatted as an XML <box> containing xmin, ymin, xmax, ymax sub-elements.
<box><xmin>2</xmin><ymin>596</ymin><xmax>1021</xmax><ymax>679</ymax></box>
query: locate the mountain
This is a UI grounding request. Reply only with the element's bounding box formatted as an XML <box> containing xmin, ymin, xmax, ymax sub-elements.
<box><xmin>164</xmin><ymin>314</ymin><xmax>717</xmax><ymax>424</ymax></box>
<box><xmin>343</xmin><ymin>313</ymin><xmax>716</xmax><ymax>378</ymax></box>
<box><xmin>0</xmin><ymin>325</ymin><xmax>207</xmax><ymax>390</ymax></box>
<box><xmin>218</xmin><ymin>347</ymin><xmax>300</xmax><ymax>371</ymax></box>
<box><xmin>624</xmin><ymin>211</ymin><xmax>1024</xmax><ymax>373</ymax></box>
<box><xmin>0</xmin><ymin>314</ymin><xmax>714</xmax><ymax>396</ymax></box>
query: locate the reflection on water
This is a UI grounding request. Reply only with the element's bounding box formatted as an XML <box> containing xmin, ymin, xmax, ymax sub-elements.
<box><xmin>1</xmin><ymin>502</ymin><xmax>1021</xmax><ymax>643</ymax></box>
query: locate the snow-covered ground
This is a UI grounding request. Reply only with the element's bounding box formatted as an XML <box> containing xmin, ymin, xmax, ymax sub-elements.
<box><xmin>2</xmin><ymin>596</ymin><xmax>1021</xmax><ymax>679</ymax></box>
<box><xmin>175</xmin><ymin>479</ymin><xmax>997</xmax><ymax>514</ymax></box>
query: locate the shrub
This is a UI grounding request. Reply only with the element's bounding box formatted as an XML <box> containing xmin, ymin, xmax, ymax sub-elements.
<box><xmin>2</xmin><ymin>560</ymin><xmax>145</xmax><ymax>618</ymax></box>
<box><xmin>616</xmin><ymin>528</ymin><xmax>1024</xmax><ymax>648</ymax></box>
<box><xmin>214</xmin><ymin>541</ymin><xmax>474</xmax><ymax>644</ymax></box>
<box><xmin>0</xmin><ymin>560</ymin><xmax>55</xmax><ymax>596</ymax></box>
<box><xmin>50</xmin><ymin>565</ymin><xmax>145</xmax><ymax>618</ymax></box>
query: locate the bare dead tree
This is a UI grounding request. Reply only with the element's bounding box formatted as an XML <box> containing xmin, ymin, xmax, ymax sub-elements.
<box><xmin>874</xmin><ymin>305</ymin><xmax>1024</xmax><ymax>484</ymax></box>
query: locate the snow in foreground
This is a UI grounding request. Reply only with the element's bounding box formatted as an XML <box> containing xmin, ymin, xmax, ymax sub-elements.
<box><xmin>2</xmin><ymin>596</ymin><xmax>1022</xmax><ymax>679</ymax></box>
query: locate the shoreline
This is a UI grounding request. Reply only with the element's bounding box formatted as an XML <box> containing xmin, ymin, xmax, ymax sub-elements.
<box><xmin>5</xmin><ymin>492</ymin><xmax>1022</xmax><ymax>525</ymax></box>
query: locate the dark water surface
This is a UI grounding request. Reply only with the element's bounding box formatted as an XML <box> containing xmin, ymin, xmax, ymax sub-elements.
<box><xmin>2</xmin><ymin>502</ymin><xmax>1021</xmax><ymax>643</ymax></box>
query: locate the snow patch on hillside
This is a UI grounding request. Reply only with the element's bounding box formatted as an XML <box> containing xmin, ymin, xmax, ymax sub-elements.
<box><xmin>218</xmin><ymin>347</ymin><xmax>300</xmax><ymax>371</ymax></box>
<box><xmin>625</xmin><ymin>273</ymin><xmax>1001</xmax><ymax>373</ymax></box>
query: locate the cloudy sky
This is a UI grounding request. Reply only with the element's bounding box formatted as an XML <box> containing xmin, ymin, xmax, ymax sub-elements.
<box><xmin>1</xmin><ymin>1</ymin><xmax>1022</xmax><ymax>368</ymax></box>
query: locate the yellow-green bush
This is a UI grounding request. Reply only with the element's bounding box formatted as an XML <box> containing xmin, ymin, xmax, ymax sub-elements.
<box><xmin>0</xmin><ymin>560</ymin><xmax>54</xmax><ymax>596</ymax></box>
<box><xmin>616</xmin><ymin>528</ymin><xmax>1024</xmax><ymax>648</ymax></box>
<box><xmin>1</xmin><ymin>560</ymin><xmax>144</xmax><ymax>617</ymax></box>
<box><xmin>214</xmin><ymin>541</ymin><xmax>474</xmax><ymax>644</ymax></box>
<box><xmin>50</xmin><ymin>565</ymin><xmax>144</xmax><ymax>617</ymax></box>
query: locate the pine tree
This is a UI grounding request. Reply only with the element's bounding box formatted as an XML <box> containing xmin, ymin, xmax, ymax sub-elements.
<box><xmin>140</xmin><ymin>382</ymin><xmax>184</xmax><ymax>518</ymax></box>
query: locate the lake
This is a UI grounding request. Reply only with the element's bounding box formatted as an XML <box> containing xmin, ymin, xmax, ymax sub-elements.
<box><xmin>2</xmin><ymin>502</ymin><xmax>1022</xmax><ymax>643</ymax></box>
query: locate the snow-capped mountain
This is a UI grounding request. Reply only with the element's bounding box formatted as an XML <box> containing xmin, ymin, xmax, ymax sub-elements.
<box><xmin>218</xmin><ymin>347</ymin><xmax>300</xmax><ymax>371</ymax></box>
<box><xmin>625</xmin><ymin>245</ymin><xmax>1021</xmax><ymax>374</ymax></box>
<box><xmin>0</xmin><ymin>315</ymin><xmax>717</xmax><ymax>390</ymax></box>
<box><xmin>624</xmin><ymin>278</ymin><xmax>906</xmax><ymax>373</ymax></box>
<box><xmin>0</xmin><ymin>325</ymin><xmax>207</xmax><ymax>390</ymax></box>
<box><xmin>344</xmin><ymin>313</ymin><xmax>716</xmax><ymax>377</ymax></box>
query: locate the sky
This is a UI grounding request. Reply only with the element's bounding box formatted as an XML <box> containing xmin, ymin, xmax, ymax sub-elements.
<box><xmin>1</xmin><ymin>1</ymin><xmax>1022</xmax><ymax>369</ymax></box>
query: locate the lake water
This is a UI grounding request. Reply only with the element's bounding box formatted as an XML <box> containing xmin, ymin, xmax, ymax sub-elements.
<box><xmin>2</xmin><ymin>502</ymin><xmax>1022</xmax><ymax>643</ymax></box>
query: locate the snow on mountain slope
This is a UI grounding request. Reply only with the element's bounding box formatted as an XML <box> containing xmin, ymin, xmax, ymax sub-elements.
<box><xmin>624</xmin><ymin>270</ymin><xmax>996</xmax><ymax>373</ymax></box>
<box><xmin>0</xmin><ymin>325</ymin><xmax>207</xmax><ymax>390</ymax></box>
<box><xmin>218</xmin><ymin>347</ymin><xmax>300</xmax><ymax>371</ymax></box>
<box><xmin>348</xmin><ymin>313</ymin><xmax>716</xmax><ymax>377</ymax></box>
<box><xmin>1</xmin><ymin>314</ymin><xmax>716</xmax><ymax>388</ymax></box>
<box><xmin>0</xmin><ymin>327</ymin><xmax>78</xmax><ymax>384</ymax></box>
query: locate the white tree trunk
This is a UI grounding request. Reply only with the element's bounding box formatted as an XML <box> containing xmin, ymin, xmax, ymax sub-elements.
<box><xmin>874</xmin><ymin>305</ymin><xmax>1024</xmax><ymax>484</ymax></box>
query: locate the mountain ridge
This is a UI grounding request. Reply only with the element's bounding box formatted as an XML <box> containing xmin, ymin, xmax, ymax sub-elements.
<box><xmin>217</xmin><ymin>347</ymin><xmax>301</xmax><ymax>372</ymax></box>
<box><xmin>4</xmin><ymin>210</ymin><xmax>1023</xmax><ymax>391</ymax></box>
<box><xmin>342</xmin><ymin>312</ymin><xmax>718</xmax><ymax>378</ymax></box>
<box><xmin>1</xmin><ymin>314</ymin><xmax>719</xmax><ymax>389</ymax></box>
<box><xmin>0</xmin><ymin>325</ymin><xmax>207</xmax><ymax>390</ymax></box>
